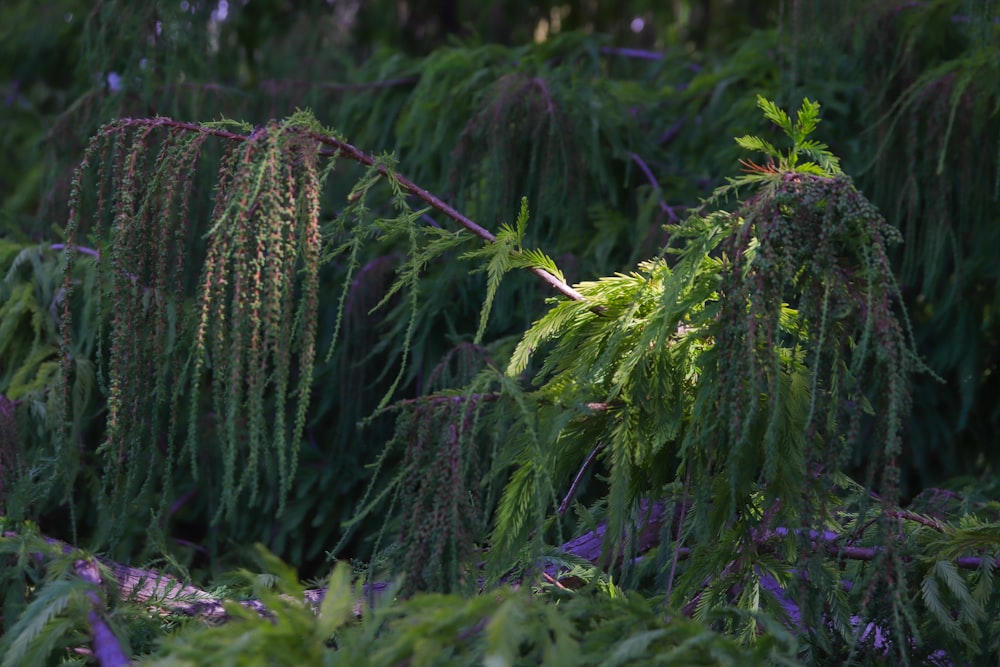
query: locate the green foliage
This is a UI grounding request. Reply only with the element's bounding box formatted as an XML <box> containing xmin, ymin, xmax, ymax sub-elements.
<box><xmin>0</xmin><ymin>525</ymin><xmax>120</xmax><ymax>667</ymax></box>
<box><xmin>842</xmin><ymin>1</ymin><xmax>1000</xmax><ymax>482</ymax></box>
<box><xmin>3</xmin><ymin>2</ymin><xmax>1000</xmax><ymax>664</ymax></box>
<box><xmin>145</xmin><ymin>547</ymin><xmax>358</xmax><ymax>666</ymax></box>
<box><xmin>333</xmin><ymin>30</ymin><xmax>671</xmax><ymax>276</ymax></box>
<box><xmin>0</xmin><ymin>578</ymin><xmax>92</xmax><ymax>667</ymax></box>
<box><xmin>914</xmin><ymin>513</ymin><xmax>1000</xmax><ymax>658</ymax></box>
<box><xmin>463</xmin><ymin>196</ymin><xmax>565</xmax><ymax>343</ymax></box>
<box><xmin>494</xmin><ymin>96</ymin><xmax>918</xmax><ymax>575</ymax></box>
<box><xmin>391</xmin><ymin>96</ymin><xmax>998</xmax><ymax>663</ymax></box>
<box><xmin>0</xmin><ymin>238</ymin><xmax>99</xmax><ymax>526</ymax></box>
<box><xmin>353</xmin><ymin>381</ymin><xmax>500</xmax><ymax>594</ymax></box>
<box><xmin>140</xmin><ymin>546</ymin><xmax>799</xmax><ymax>666</ymax></box>
<box><xmin>58</xmin><ymin>116</ymin><xmax>331</xmax><ymax>534</ymax></box>
<box><xmin>0</xmin><ymin>531</ymin><xmax>798</xmax><ymax>666</ymax></box>
<box><xmin>0</xmin><ymin>243</ymin><xmax>67</xmax><ymax>435</ymax></box>
<box><xmin>729</xmin><ymin>96</ymin><xmax>842</xmax><ymax>188</ymax></box>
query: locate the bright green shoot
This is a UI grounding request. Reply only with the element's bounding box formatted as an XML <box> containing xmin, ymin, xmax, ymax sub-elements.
<box><xmin>725</xmin><ymin>96</ymin><xmax>843</xmax><ymax>196</ymax></box>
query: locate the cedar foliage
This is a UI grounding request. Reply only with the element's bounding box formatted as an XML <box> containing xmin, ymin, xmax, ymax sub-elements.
<box><xmin>1</xmin><ymin>1</ymin><xmax>999</xmax><ymax>665</ymax></box>
<box><xmin>4</xmin><ymin>96</ymin><xmax>999</xmax><ymax>665</ymax></box>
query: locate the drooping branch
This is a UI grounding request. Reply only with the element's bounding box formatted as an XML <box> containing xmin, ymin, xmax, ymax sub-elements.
<box><xmin>100</xmin><ymin>117</ymin><xmax>587</xmax><ymax>304</ymax></box>
<box><xmin>628</xmin><ymin>151</ymin><xmax>681</xmax><ymax>223</ymax></box>
<box><xmin>316</xmin><ymin>132</ymin><xmax>588</xmax><ymax>303</ymax></box>
<box><xmin>557</xmin><ymin>441</ymin><xmax>604</xmax><ymax>515</ymax></box>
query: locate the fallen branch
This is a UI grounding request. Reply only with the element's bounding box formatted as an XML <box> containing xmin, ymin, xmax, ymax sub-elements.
<box><xmin>5</xmin><ymin>493</ymin><xmax>994</xmax><ymax>666</ymax></box>
<box><xmin>74</xmin><ymin>558</ymin><xmax>131</xmax><ymax>667</ymax></box>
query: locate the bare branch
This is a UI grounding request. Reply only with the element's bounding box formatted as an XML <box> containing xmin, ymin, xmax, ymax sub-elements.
<box><xmin>557</xmin><ymin>441</ymin><xmax>604</xmax><ymax>515</ymax></box>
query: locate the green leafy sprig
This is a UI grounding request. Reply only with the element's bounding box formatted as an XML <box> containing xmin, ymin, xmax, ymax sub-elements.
<box><xmin>719</xmin><ymin>96</ymin><xmax>842</xmax><ymax>199</ymax></box>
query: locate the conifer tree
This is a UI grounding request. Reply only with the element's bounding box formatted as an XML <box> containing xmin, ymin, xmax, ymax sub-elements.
<box><xmin>1</xmin><ymin>2</ymin><xmax>998</xmax><ymax>665</ymax></box>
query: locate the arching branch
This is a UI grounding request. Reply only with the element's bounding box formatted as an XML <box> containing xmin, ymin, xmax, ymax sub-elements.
<box><xmin>101</xmin><ymin>117</ymin><xmax>588</xmax><ymax>304</ymax></box>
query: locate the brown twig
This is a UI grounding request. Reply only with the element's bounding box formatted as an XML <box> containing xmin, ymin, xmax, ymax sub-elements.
<box><xmin>628</xmin><ymin>152</ymin><xmax>681</xmax><ymax>223</ymax></box>
<box><xmin>557</xmin><ymin>441</ymin><xmax>605</xmax><ymax>515</ymax></box>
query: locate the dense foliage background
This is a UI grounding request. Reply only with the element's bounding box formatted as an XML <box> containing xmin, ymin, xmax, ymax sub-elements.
<box><xmin>1</xmin><ymin>1</ymin><xmax>998</xmax><ymax>665</ymax></box>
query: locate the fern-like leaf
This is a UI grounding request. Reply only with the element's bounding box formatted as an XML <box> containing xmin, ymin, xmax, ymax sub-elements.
<box><xmin>0</xmin><ymin>578</ymin><xmax>88</xmax><ymax>667</ymax></box>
